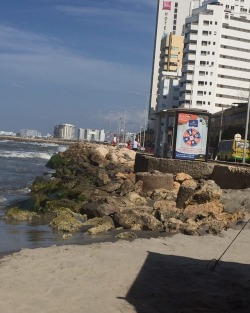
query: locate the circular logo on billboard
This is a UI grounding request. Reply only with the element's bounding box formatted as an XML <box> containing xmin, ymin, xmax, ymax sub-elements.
<box><xmin>183</xmin><ymin>128</ymin><xmax>201</xmax><ymax>147</ymax></box>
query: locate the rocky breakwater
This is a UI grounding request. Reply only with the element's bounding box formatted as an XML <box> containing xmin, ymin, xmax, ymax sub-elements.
<box><xmin>3</xmin><ymin>143</ymin><xmax>250</xmax><ymax>239</ymax></box>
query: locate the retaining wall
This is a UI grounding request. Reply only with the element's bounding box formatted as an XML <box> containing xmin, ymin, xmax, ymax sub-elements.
<box><xmin>134</xmin><ymin>153</ymin><xmax>250</xmax><ymax>189</ymax></box>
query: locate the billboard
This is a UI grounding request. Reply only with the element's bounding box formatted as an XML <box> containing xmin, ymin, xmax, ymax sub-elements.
<box><xmin>174</xmin><ymin>112</ymin><xmax>210</xmax><ymax>160</ymax></box>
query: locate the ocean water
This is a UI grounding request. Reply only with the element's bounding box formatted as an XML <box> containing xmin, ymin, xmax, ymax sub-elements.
<box><xmin>0</xmin><ymin>140</ymin><xmax>100</xmax><ymax>254</ymax></box>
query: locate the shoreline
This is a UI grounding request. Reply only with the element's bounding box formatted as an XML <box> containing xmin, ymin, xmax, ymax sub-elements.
<box><xmin>1</xmin><ymin>229</ymin><xmax>250</xmax><ymax>312</ymax></box>
<box><xmin>0</xmin><ymin>135</ymin><xmax>79</xmax><ymax>145</ymax></box>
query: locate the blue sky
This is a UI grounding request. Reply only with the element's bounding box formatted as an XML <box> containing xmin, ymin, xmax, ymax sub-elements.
<box><xmin>0</xmin><ymin>0</ymin><xmax>157</xmax><ymax>135</ymax></box>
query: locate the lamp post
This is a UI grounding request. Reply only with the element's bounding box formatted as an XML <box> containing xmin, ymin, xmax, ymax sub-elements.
<box><xmin>135</xmin><ymin>92</ymin><xmax>156</xmax><ymax>150</ymax></box>
<box><xmin>243</xmin><ymin>85</ymin><xmax>250</xmax><ymax>163</ymax></box>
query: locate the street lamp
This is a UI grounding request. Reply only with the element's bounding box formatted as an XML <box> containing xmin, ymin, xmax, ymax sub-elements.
<box><xmin>243</xmin><ymin>85</ymin><xmax>250</xmax><ymax>163</ymax></box>
<box><xmin>135</xmin><ymin>92</ymin><xmax>156</xmax><ymax>150</ymax></box>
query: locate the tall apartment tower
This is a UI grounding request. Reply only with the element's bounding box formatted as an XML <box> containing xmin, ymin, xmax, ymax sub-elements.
<box><xmin>157</xmin><ymin>34</ymin><xmax>184</xmax><ymax>110</ymax></box>
<box><xmin>179</xmin><ymin>0</ymin><xmax>250</xmax><ymax>113</ymax></box>
<box><xmin>149</xmin><ymin>0</ymin><xmax>201</xmax><ymax>128</ymax></box>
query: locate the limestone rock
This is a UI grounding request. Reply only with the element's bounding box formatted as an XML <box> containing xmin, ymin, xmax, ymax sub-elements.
<box><xmin>50</xmin><ymin>210</ymin><xmax>83</xmax><ymax>232</ymax></box>
<box><xmin>124</xmin><ymin>192</ymin><xmax>148</xmax><ymax>206</ymax></box>
<box><xmin>175</xmin><ymin>172</ymin><xmax>193</xmax><ymax>183</ymax></box>
<box><xmin>113</xmin><ymin>210</ymin><xmax>163</xmax><ymax>231</ymax></box>
<box><xmin>98</xmin><ymin>182</ymin><xmax>121</xmax><ymax>193</ymax></box>
<box><xmin>176</xmin><ymin>179</ymin><xmax>198</xmax><ymax>209</ymax></box>
<box><xmin>3</xmin><ymin>207</ymin><xmax>39</xmax><ymax>221</ymax></box>
<box><xmin>116</xmin><ymin>232</ymin><xmax>137</xmax><ymax>240</ymax></box>
<box><xmin>190</xmin><ymin>180</ymin><xmax>222</xmax><ymax>204</ymax></box>
<box><xmin>119</xmin><ymin>178</ymin><xmax>135</xmax><ymax>196</ymax></box>
<box><xmin>151</xmin><ymin>188</ymin><xmax>178</xmax><ymax>201</ymax></box>
<box><xmin>87</xmin><ymin>217</ymin><xmax>114</xmax><ymax>235</ymax></box>
<box><xmin>183</xmin><ymin>200</ymin><xmax>224</xmax><ymax>220</ymax></box>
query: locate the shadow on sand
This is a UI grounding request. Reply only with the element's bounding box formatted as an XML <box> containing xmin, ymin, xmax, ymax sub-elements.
<box><xmin>124</xmin><ymin>252</ymin><xmax>250</xmax><ymax>312</ymax></box>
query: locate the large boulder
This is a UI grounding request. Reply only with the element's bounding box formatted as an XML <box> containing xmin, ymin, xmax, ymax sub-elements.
<box><xmin>176</xmin><ymin>179</ymin><xmax>198</xmax><ymax>209</ymax></box>
<box><xmin>50</xmin><ymin>210</ymin><xmax>85</xmax><ymax>232</ymax></box>
<box><xmin>113</xmin><ymin>210</ymin><xmax>163</xmax><ymax>231</ymax></box>
<box><xmin>3</xmin><ymin>207</ymin><xmax>39</xmax><ymax>221</ymax></box>
<box><xmin>85</xmin><ymin>216</ymin><xmax>115</xmax><ymax>235</ymax></box>
<box><xmin>189</xmin><ymin>180</ymin><xmax>222</xmax><ymax>204</ymax></box>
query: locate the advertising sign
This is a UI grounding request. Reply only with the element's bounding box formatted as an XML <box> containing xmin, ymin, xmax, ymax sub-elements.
<box><xmin>174</xmin><ymin>112</ymin><xmax>209</xmax><ymax>160</ymax></box>
<box><xmin>163</xmin><ymin>1</ymin><xmax>172</xmax><ymax>10</ymax></box>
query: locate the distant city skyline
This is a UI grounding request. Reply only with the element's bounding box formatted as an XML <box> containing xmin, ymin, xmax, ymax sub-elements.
<box><xmin>0</xmin><ymin>0</ymin><xmax>157</xmax><ymax>135</ymax></box>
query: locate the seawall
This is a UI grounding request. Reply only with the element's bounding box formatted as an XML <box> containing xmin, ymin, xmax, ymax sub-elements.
<box><xmin>134</xmin><ymin>153</ymin><xmax>250</xmax><ymax>189</ymax></box>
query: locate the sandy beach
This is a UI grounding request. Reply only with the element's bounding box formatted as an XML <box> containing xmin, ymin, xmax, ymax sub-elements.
<box><xmin>0</xmin><ymin>229</ymin><xmax>250</xmax><ymax>313</ymax></box>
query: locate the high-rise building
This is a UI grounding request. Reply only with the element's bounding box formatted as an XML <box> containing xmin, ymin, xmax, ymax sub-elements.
<box><xmin>20</xmin><ymin>129</ymin><xmax>41</xmax><ymax>138</ymax></box>
<box><xmin>78</xmin><ymin>128</ymin><xmax>105</xmax><ymax>142</ymax></box>
<box><xmin>149</xmin><ymin>0</ymin><xmax>200</xmax><ymax>127</ymax></box>
<box><xmin>53</xmin><ymin>124</ymin><xmax>76</xmax><ymax>140</ymax></box>
<box><xmin>179</xmin><ymin>0</ymin><xmax>250</xmax><ymax>113</ymax></box>
<box><xmin>157</xmin><ymin>33</ymin><xmax>184</xmax><ymax>110</ymax></box>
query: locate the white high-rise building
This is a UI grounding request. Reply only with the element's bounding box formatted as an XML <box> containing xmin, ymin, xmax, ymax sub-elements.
<box><xmin>149</xmin><ymin>0</ymin><xmax>201</xmax><ymax>127</ymax></box>
<box><xmin>53</xmin><ymin>124</ymin><xmax>76</xmax><ymax>140</ymax></box>
<box><xmin>179</xmin><ymin>0</ymin><xmax>250</xmax><ymax>113</ymax></box>
<box><xmin>78</xmin><ymin>128</ymin><xmax>105</xmax><ymax>142</ymax></box>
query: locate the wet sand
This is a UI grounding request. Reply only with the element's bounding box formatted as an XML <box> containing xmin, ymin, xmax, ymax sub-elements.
<box><xmin>0</xmin><ymin>229</ymin><xmax>250</xmax><ymax>312</ymax></box>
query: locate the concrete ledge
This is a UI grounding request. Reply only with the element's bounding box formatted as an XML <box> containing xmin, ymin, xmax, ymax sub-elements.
<box><xmin>134</xmin><ymin>154</ymin><xmax>214</xmax><ymax>180</ymax></box>
<box><xmin>136</xmin><ymin>172</ymin><xmax>174</xmax><ymax>192</ymax></box>
<box><xmin>134</xmin><ymin>153</ymin><xmax>250</xmax><ymax>189</ymax></box>
<box><xmin>211</xmin><ymin>165</ymin><xmax>250</xmax><ymax>189</ymax></box>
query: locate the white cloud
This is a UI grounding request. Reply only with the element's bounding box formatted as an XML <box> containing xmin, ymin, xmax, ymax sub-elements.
<box><xmin>0</xmin><ymin>23</ymin><xmax>150</xmax><ymax>131</ymax></box>
<box><xmin>55</xmin><ymin>3</ymin><xmax>155</xmax><ymax>31</ymax></box>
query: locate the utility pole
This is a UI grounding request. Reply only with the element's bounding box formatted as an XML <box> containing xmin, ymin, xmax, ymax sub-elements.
<box><xmin>243</xmin><ymin>85</ymin><xmax>250</xmax><ymax>163</ymax></box>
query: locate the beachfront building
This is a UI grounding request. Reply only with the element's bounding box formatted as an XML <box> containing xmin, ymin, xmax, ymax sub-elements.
<box><xmin>157</xmin><ymin>34</ymin><xmax>184</xmax><ymax>111</ymax></box>
<box><xmin>78</xmin><ymin>128</ymin><xmax>105</xmax><ymax>142</ymax></box>
<box><xmin>20</xmin><ymin>129</ymin><xmax>41</xmax><ymax>138</ymax></box>
<box><xmin>179</xmin><ymin>0</ymin><xmax>250</xmax><ymax>113</ymax></box>
<box><xmin>210</xmin><ymin>102</ymin><xmax>250</xmax><ymax>147</ymax></box>
<box><xmin>53</xmin><ymin>124</ymin><xmax>76</xmax><ymax>140</ymax></box>
<box><xmin>149</xmin><ymin>0</ymin><xmax>200</xmax><ymax>128</ymax></box>
<box><xmin>0</xmin><ymin>131</ymin><xmax>16</xmax><ymax>137</ymax></box>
